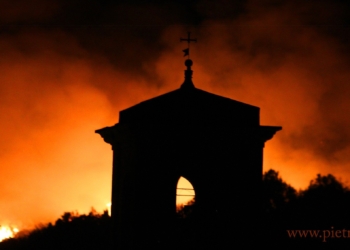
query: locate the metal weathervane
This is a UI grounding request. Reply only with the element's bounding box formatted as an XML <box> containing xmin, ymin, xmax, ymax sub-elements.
<box><xmin>180</xmin><ymin>32</ymin><xmax>197</xmax><ymax>58</ymax></box>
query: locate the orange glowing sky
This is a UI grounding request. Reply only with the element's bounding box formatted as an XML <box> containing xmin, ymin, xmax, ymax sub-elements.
<box><xmin>1</xmin><ymin>0</ymin><xmax>350</xmax><ymax>231</ymax></box>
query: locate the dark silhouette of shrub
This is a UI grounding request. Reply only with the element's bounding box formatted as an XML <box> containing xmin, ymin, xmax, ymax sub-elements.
<box><xmin>0</xmin><ymin>209</ymin><xmax>111</xmax><ymax>250</ymax></box>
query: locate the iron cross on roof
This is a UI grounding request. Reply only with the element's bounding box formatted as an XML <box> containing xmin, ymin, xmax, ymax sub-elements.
<box><xmin>180</xmin><ymin>32</ymin><xmax>197</xmax><ymax>58</ymax></box>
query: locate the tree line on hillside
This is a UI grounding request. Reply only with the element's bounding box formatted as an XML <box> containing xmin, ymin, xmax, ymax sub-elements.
<box><xmin>262</xmin><ymin>169</ymin><xmax>350</xmax><ymax>247</ymax></box>
<box><xmin>0</xmin><ymin>209</ymin><xmax>111</xmax><ymax>250</ymax></box>
<box><xmin>1</xmin><ymin>169</ymin><xmax>350</xmax><ymax>249</ymax></box>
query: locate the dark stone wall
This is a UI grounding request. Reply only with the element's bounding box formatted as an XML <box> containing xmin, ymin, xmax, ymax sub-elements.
<box><xmin>108</xmin><ymin>121</ymin><xmax>271</xmax><ymax>248</ymax></box>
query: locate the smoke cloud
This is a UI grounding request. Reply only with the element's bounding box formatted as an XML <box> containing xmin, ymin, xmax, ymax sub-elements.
<box><xmin>1</xmin><ymin>0</ymin><xmax>350</xmax><ymax>228</ymax></box>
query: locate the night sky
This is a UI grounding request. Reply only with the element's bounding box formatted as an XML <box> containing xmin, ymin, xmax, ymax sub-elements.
<box><xmin>1</xmin><ymin>0</ymin><xmax>350</xmax><ymax>232</ymax></box>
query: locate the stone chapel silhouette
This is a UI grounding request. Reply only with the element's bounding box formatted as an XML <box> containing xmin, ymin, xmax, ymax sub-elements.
<box><xmin>96</xmin><ymin>37</ymin><xmax>281</xmax><ymax>249</ymax></box>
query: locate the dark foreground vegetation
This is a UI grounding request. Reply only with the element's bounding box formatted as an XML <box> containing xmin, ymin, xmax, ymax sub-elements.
<box><xmin>1</xmin><ymin>169</ymin><xmax>350</xmax><ymax>249</ymax></box>
<box><xmin>0</xmin><ymin>210</ymin><xmax>111</xmax><ymax>250</ymax></box>
<box><xmin>263</xmin><ymin>170</ymin><xmax>350</xmax><ymax>248</ymax></box>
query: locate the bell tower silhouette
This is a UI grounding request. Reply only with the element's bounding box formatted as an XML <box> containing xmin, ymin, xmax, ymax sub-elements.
<box><xmin>96</xmin><ymin>36</ymin><xmax>281</xmax><ymax>249</ymax></box>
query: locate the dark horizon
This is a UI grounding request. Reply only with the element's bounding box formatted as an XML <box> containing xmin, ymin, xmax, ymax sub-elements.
<box><xmin>2</xmin><ymin>169</ymin><xmax>350</xmax><ymax>248</ymax></box>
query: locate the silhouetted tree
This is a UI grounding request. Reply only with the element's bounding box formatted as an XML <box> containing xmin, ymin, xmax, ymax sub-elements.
<box><xmin>263</xmin><ymin>169</ymin><xmax>297</xmax><ymax>214</ymax></box>
<box><xmin>176</xmin><ymin>198</ymin><xmax>195</xmax><ymax>219</ymax></box>
<box><xmin>295</xmin><ymin>174</ymin><xmax>350</xmax><ymax>227</ymax></box>
<box><xmin>262</xmin><ymin>169</ymin><xmax>298</xmax><ymax>244</ymax></box>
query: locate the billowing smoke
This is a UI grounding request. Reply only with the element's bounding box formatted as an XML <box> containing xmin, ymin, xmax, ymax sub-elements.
<box><xmin>1</xmin><ymin>0</ymin><xmax>350</xmax><ymax>228</ymax></box>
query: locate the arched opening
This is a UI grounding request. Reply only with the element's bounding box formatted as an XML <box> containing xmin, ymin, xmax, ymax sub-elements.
<box><xmin>176</xmin><ymin>176</ymin><xmax>195</xmax><ymax>218</ymax></box>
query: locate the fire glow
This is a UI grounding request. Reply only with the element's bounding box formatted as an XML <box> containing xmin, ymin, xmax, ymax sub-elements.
<box><xmin>0</xmin><ymin>226</ymin><xmax>19</xmax><ymax>242</ymax></box>
<box><xmin>0</xmin><ymin>0</ymin><xmax>349</xmax><ymax>233</ymax></box>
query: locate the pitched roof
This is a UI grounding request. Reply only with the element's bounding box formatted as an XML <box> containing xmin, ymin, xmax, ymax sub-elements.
<box><xmin>119</xmin><ymin>86</ymin><xmax>260</xmax><ymax>126</ymax></box>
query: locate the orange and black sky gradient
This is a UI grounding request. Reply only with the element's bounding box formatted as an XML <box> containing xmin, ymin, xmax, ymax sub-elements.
<box><xmin>1</xmin><ymin>0</ymin><xmax>350</xmax><ymax>231</ymax></box>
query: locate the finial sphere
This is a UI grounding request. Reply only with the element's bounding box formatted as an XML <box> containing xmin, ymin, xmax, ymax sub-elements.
<box><xmin>185</xmin><ymin>59</ymin><xmax>193</xmax><ymax>67</ymax></box>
